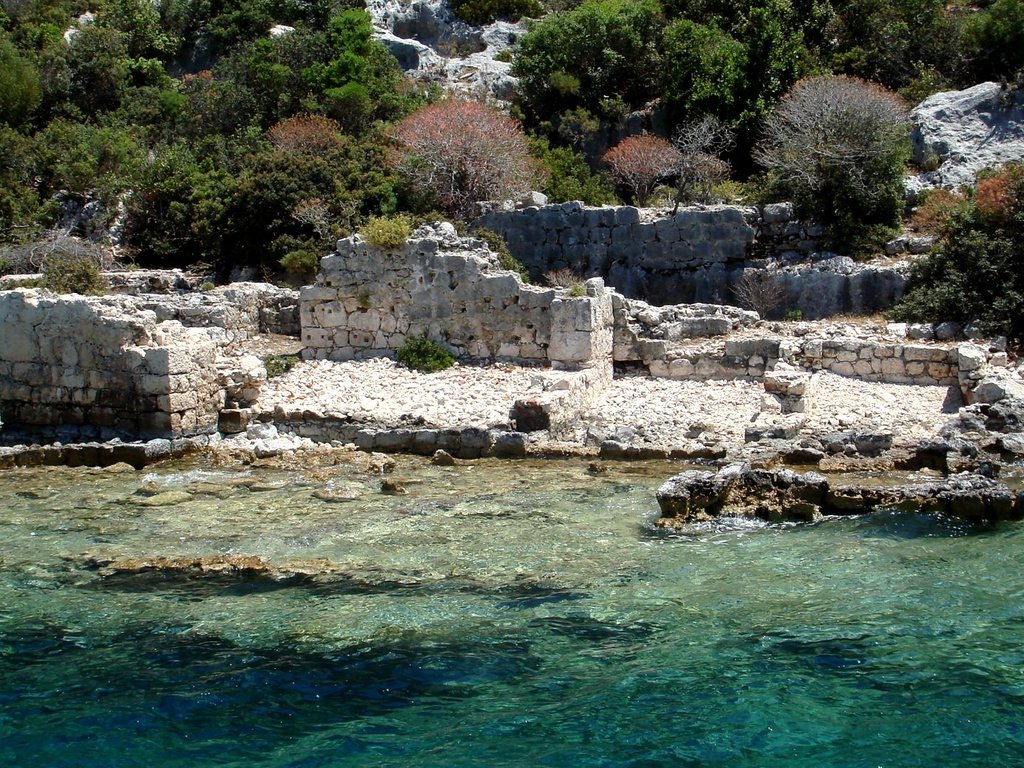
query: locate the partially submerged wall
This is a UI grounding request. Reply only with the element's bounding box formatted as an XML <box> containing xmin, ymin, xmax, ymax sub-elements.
<box><xmin>475</xmin><ymin>202</ymin><xmax>905</xmax><ymax>318</ymax></box>
<box><xmin>300</xmin><ymin>223</ymin><xmax>613</xmax><ymax>370</ymax></box>
<box><xmin>0</xmin><ymin>290</ymin><xmax>224</xmax><ymax>441</ymax></box>
<box><xmin>0</xmin><ymin>285</ymin><xmax>289</xmax><ymax>442</ymax></box>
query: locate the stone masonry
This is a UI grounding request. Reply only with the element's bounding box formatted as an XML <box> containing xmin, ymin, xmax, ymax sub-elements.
<box><xmin>0</xmin><ymin>284</ymin><xmax>291</xmax><ymax>441</ymax></box>
<box><xmin>300</xmin><ymin>222</ymin><xmax>613</xmax><ymax>371</ymax></box>
<box><xmin>475</xmin><ymin>201</ymin><xmax>905</xmax><ymax>318</ymax></box>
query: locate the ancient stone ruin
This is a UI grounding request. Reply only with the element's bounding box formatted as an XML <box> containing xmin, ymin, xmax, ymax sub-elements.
<box><xmin>0</xmin><ymin>284</ymin><xmax>296</xmax><ymax>443</ymax></box>
<box><xmin>476</xmin><ymin>201</ymin><xmax>907</xmax><ymax>317</ymax></box>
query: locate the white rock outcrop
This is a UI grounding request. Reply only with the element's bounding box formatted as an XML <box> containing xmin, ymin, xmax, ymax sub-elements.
<box><xmin>910</xmin><ymin>82</ymin><xmax>1024</xmax><ymax>190</ymax></box>
<box><xmin>365</xmin><ymin>0</ymin><xmax>527</xmax><ymax>102</ymax></box>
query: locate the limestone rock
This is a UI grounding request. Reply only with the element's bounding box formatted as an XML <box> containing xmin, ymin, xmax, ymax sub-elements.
<box><xmin>911</xmin><ymin>82</ymin><xmax>1024</xmax><ymax>189</ymax></box>
<box><xmin>656</xmin><ymin>464</ymin><xmax>1020</xmax><ymax>526</ymax></box>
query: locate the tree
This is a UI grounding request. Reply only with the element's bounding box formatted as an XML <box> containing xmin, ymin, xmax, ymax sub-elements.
<box><xmin>0</xmin><ymin>36</ymin><xmax>40</xmax><ymax>127</ymax></box>
<box><xmin>672</xmin><ymin>116</ymin><xmax>734</xmax><ymax>210</ymax></box>
<box><xmin>662</xmin><ymin>19</ymin><xmax>746</xmax><ymax>126</ymax></box>
<box><xmin>967</xmin><ymin>0</ymin><xmax>1024</xmax><ymax>83</ymax></box>
<box><xmin>511</xmin><ymin>0</ymin><xmax>663</xmax><ymax>128</ymax></box>
<box><xmin>603</xmin><ymin>134</ymin><xmax>681</xmax><ymax>207</ymax></box>
<box><xmin>754</xmin><ymin>75</ymin><xmax>910</xmax><ymax>253</ymax></box>
<box><xmin>892</xmin><ymin>166</ymin><xmax>1024</xmax><ymax>342</ymax></box>
<box><xmin>267</xmin><ymin>114</ymin><xmax>343</xmax><ymax>155</ymax></box>
<box><xmin>733</xmin><ymin>269</ymin><xmax>788</xmax><ymax>318</ymax></box>
<box><xmin>391</xmin><ymin>99</ymin><xmax>539</xmax><ymax>219</ymax></box>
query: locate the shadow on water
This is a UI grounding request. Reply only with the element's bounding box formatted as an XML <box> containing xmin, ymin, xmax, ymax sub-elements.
<box><xmin>0</xmin><ymin>621</ymin><xmax>541</xmax><ymax>760</ymax></box>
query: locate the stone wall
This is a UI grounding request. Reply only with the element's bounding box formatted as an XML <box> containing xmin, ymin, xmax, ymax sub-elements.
<box><xmin>637</xmin><ymin>333</ymin><xmax>962</xmax><ymax>387</ymax></box>
<box><xmin>300</xmin><ymin>223</ymin><xmax>613</xmax><ymax>370</ymax></box>
<box><xmin>475</xmin><ymin>202</ymin><xmax>905</xmax><ymax>318</ymax></box>
<box><xmin>0</xmin><ymin>290</ymin><xmax>225</xmax><ymax>441</ymax></box>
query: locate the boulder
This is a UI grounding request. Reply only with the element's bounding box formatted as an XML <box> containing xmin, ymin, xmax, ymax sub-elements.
<box><xmin>911</xmin><ymin>82</ymin><xmax>1024</xmax><ymax>189</ymax></box>
<box><xmin>655</xmin><ymin>464</ymin><xmax>1021</xmax><ymax>527</ymax></box>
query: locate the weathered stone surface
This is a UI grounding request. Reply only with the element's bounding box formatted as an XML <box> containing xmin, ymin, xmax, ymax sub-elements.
<box><xmin>656</xmin><ymin>464</ymin><xmax>1020</xmax><ymax>526</ymax></box>
<box><xmin>911</xmin><ymin>82</ymin><xmax>1024</xmax><ymax>189</ymax></box>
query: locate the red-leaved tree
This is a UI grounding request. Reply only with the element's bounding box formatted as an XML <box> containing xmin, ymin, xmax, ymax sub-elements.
<box><xmin>391</xmin><ymin>99</ymin><xmax>539</xmax><ymax>219</ymax></box>
<box><xmin>603</xmin><ymin>134</ymin><xmax>682</xmax><ymax>207</ymax></box>
<box><xmin>267</xmin><ymin>114</ymin><xmax>343</xmax><ymax>155</ymax></box>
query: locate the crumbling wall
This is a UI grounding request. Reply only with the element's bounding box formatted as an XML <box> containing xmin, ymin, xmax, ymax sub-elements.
<box><xmin>0</xmin><ymin>290</ymin><xmax>228</xmax><ymax>441</ymax></box>
<box><xmin>300</xmin><ymin>223</ymin><xmax>613</xmax><ymax>370</ymax></box>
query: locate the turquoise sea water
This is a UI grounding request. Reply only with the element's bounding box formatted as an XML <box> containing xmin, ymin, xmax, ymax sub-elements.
<box><xmin>2</xmin><ymin>456</ymin><xmax>1024</xmax><ymax>767</ymax></box>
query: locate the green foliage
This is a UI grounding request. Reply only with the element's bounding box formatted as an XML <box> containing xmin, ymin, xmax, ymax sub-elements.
<box><xmin>756</xmin><ymin>76</ymin><xmax>910</xmax><ymax>254</ymax></box>
<box><xmin>264</xmin><ymin>354</ymin><xmax>299</xmax><ymax>377</ymax></box>
<box><xmin>512</xmin><ymin>0</ymin><xmax>663</xmax><ymax>129</ymax></box>
<box><xmin>0</xmin><ymin>35</ymin><xmax>40</xmax><ymax>126</ymax></box>
<box><xmin>893</xmin><ymin>168</ymin><xmax>1024</xmax><ymax>341</ymax></box>
<box><xmin>41</xmin><ymin>251</ymin><xmax>108</xmax><ymax>295</ymax></box>
<box><xmin>395</xmin><ymin>335</ymin><xmax>456</xmax><ymax>372</ymax></box>
<box><xmin>474</xmin><ymin>227</ymin><xmax>530</xmax><ymax>282</ymax></box>
<box><xmin>451</xmin><ymin>0</ymin><xmax>542</xmax><ymax>24</ymax></box>
<box><xmin>826</xmin><ymin>0</ymin><xmax>969</xmax><ymax>91</ymax></box>
<box><xmin>529</xmin><ymin>137</ymin><xmax>616</xmax><ymax>204</ymax></box>
<box><xmin>33</xmin><ymin>119</ymin><xmax>145</xmax><ymax>203</ymax></box>
<box><xmin>967</xmin><ymin>0</ymin><xmax>1024</xmax><ymax>82</ymax></box>
<box><xmin>662</xmin><ymin>20</ymin><xmax>746</xmax><ymax>123</ymax></box>
<box><xmin>566</xmin><ymin>281</ymin><xmax>587</xmax><ymax>297</ymax></box>
<box><xmin>360</xmin><ymin>215</ymin><xmax>412</xmax><ymax>249</ymax></box>
<box><xmin>279</xmin><ymin>248</ymin><xmax>318</xmax><ymax>275</ymax></box>
<box><xmin>0</xmin><ymin>125</ymin><xmax>41</xmax><ymax>240</ymax></box>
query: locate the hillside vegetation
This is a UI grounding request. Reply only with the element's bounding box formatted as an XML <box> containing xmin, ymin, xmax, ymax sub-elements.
<box><xmin>0</xmin><ymin>0</ymin><xmax>1021</xmax><ymax>280</ymax></box>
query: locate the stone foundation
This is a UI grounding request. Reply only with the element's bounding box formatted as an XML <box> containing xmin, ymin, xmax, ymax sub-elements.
<box><xmin>0</xmin><ymin>285</ymin><xmax>292</xmax><ymax>442</ymax></box>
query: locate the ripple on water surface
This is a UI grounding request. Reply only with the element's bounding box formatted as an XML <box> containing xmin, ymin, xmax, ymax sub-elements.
<box><xmin>1</xmin><ymin>457</ymin><xmax>1024</xmax><ymax>767</ymax></box>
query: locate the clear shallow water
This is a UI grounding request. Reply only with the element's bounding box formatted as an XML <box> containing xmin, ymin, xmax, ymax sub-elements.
<box><xmin>2</xmin><ymin>457</ymin><xmax>1024</xmax><ymax>767</ymax></box>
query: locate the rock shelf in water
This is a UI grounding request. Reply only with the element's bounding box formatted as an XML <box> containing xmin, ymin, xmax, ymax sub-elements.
<box><xmin>656</xmin><ymin>463</ymin><xmax>1021</xmax><ymax>527</ymax></box>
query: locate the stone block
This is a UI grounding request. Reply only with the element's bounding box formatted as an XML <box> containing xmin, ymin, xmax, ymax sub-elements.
<box><xmin>903</xmin><ymin>344</ymin><xmax>936</xmax><ymax>362</ymax></box>
<box><xmin>614</xmin><ymin>207</ymin><xmax>641</xmax><ymax>226</ymax></box>
<box><xmin>313</xmin><ymin>301</ymin><xmax>347</xmax><ymax>328</ymax></box>
<box><xmin>761</xmin><ymin>202</ymin><xmax>794</xmax><ymax>223</ymax></box>
<box><xmin>956</xmin><ymin>343</ymin><xmax>987</xmax><ymax>372</ymax></box>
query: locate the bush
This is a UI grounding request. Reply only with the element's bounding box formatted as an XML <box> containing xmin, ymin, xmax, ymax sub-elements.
<box><xmin>755</xmin><ymin>75</ymin><xmax>910</xmax><ymax>254</ymax></box>
<box><xmin>603</xmin><ymin>135</ymin><xmax>681</xmax><ymax>206</ymax></box>
<box><xmin>529</xmin><ymin>137</ymin><xmax>617</xmax><ymax>205</ymax></box>
<box><xmin>451</xmin><ymin>0</ymin><xmax>542</xmax><ymax>24</ymax></box>
<box><xmin>474</xmin><ymin>227</ymin><xmax>529</xmax><ymax>282</ymax></box>
<box><xmin>264</xmin><ymin>354</ymin><xmax>298</xmax><ymax>378</ymax></box>
<box><xmin>396</xmin><ymin>335</ymin><xmax>456</xmax><ymax>372</ymax></box>
<box><xmin>391</xmin><ymin>100</ymin><xmax>539</xmax><ymax>219</ymax></box>
<box><xmin>910</xmin><ymin>188</ymin><xmax>967</xmax><ymax>235</ymax></box>
<box><xmin>892</xmin><ymin>167</ymin><xmax>1024</xmax><ymax>341</ymax></box>
<box><xmin>41</xmin><ymin>252</ymin><xmax>108</xmax><ymax>295</ymax></box>
<box><xmin>511</xmin><ymin>0</ymin><xmax>663</xmax><ymax>128</ymax></box>
<box><xmin>279</xmin><ymin>249</ymin><xmax>319</xmax><ymax>276</ymax></box>
<box><xmin>360</xmin><ymin>215</ymin><xmax>412</xmax><ymax>248</ymax></box>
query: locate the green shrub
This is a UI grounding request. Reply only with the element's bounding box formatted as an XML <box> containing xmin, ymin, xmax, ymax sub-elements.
<box><xmin>512</xmin><ymin>0</ymin><xmax>664</xmax><ymax>128</ymax></box>
<box><xmin>41</xmin><ymin>252</ymin><xmax>108</xmax><ymax>295</ymax></box>
<box><xmin>360</xmin><ymin>215</ymin><xmax>413</xmax><ymax>249</ymax></box>
<box><xmin>892</xmin><ymin>167</ymin><xmax>1024</xmax><ymax>342</ymax></box>
<box><xmin>280</xmin><ymin>249</ymin><xmax>319</xmax><ymax>275</ymax></box>
<box><xmin>529</xmin><ymin>136</ymin><xmax>617</xmax><ymax>205</ymax></box>
<box><xmin>451</xmin><ymin>0</ymin><xmax>542</xmax><ymax>24</ymax></box>
<box><xmin>264</xmin><ymin>354</ymin><xmax>299</xmax><ymax>378</ymax></box>
<box><xmin>474</xmin><ymin>227</ymin><xmax>530</xmax><ymax>282</ymax></box>
<box><xmin>396</xmin><ymin>335</ymin><xmax>455</xmax><ymax>372</ymax></box>
<box><xmin>755</xmin><ymin>76</ymin><xmax>910</xmax><ymax>255</ymax></box>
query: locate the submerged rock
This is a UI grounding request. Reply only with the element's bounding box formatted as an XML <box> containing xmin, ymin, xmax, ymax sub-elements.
<box><xmin>656</xmin><ymin>463</ymin><xmax>1021</xmax><ymax>527</ymax></box>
